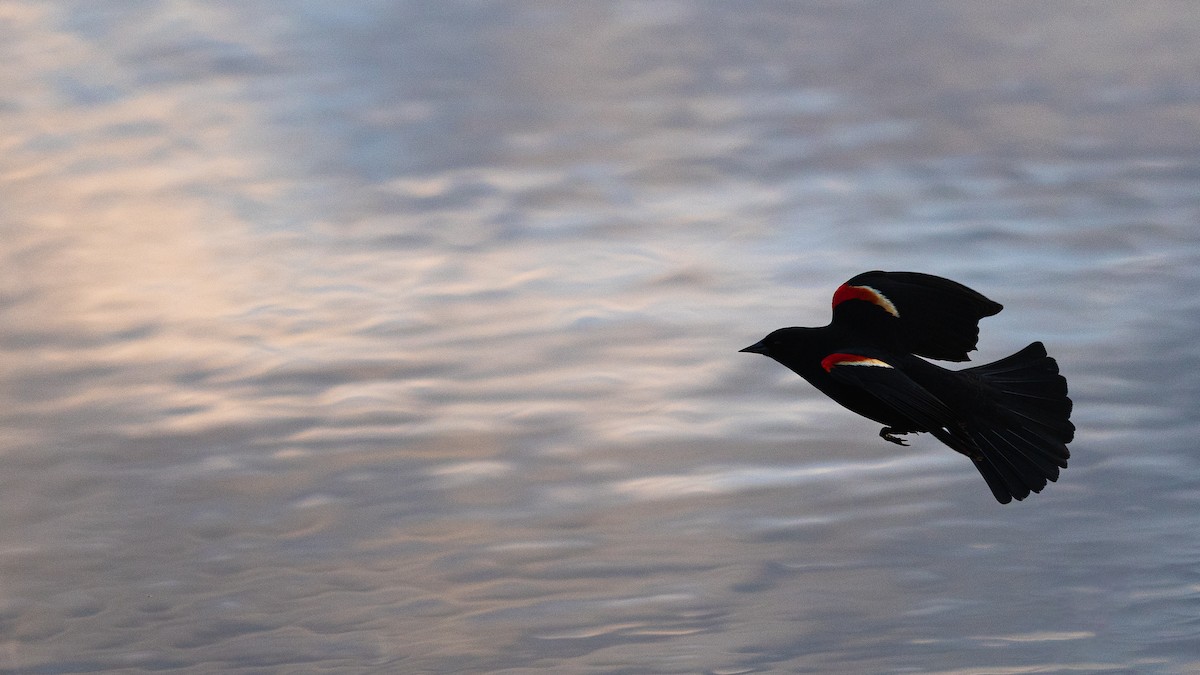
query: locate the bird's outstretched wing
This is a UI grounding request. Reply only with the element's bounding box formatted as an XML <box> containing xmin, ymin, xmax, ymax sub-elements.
<box><xmin>831</xmin><ymin>271</ymin><xmax>1003</xmax><ymax>361</ymax></box>
<box><xmin>820</xmin><ymin>352</ymin><xmax>957</xmax><ymax>432</ymax></box>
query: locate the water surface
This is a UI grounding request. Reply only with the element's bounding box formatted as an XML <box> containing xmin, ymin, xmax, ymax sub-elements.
<box><xmin>3</xmin><ymin>2</ymin><xmax>1200</xmax><ymax>673</ymax></box>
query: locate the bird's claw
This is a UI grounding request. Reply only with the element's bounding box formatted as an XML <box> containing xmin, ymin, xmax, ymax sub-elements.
<box><xmin>880</xmin><ymin>427</ymin><xmax>910</xmax><ymax>446</ymax></box>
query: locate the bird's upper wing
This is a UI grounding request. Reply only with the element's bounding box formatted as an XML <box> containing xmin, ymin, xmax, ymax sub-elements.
<box><xmin>830</xmin><ymin>271</ymin><xmax>1003</xmax><ymax>361</ymax></box>
<box><xmin>821</xmin><ymin>352</ymin><xmax>957</xmax><ymax>432</ymax></box>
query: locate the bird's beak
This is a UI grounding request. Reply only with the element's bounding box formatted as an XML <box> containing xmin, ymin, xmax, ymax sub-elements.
<box><xmin>739</xmin><ymin>340</ymin><xmax>768</xmax><ymax>355</ymax></box>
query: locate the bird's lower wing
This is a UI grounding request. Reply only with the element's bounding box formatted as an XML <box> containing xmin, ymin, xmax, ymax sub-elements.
<box><xmin>822</xmin><ymin>352</ymin><xmax>956</xmax><ymax>432</ymax></box>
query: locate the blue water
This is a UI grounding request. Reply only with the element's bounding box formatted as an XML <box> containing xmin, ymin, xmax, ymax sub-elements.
<box><xmin>3</xmin><ymin>2</ymin><xmax>1200</xmax><ymax>672</ymax></box>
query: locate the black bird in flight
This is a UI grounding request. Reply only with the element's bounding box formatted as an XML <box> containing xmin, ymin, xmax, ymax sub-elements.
<box><xmin>740</xmin><ymin>271</ymin><xmax>1073</xmax><ymax>503</ymax></box>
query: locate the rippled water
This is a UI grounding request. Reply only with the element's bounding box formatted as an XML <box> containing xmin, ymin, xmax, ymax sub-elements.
<box><xmin>4</xmin><ymin>2</ymin><xmax>1200</xmax><ymax>673</ymax></box>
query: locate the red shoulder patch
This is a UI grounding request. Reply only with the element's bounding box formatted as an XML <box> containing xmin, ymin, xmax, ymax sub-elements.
<box><xmin>821</xmin><ymin>353</ymin><xmax>894</xmax><ymax>372</ymax></box>
<box><xmin>832</xmin><ymin>283</ymin><xmax>900</xmax><ymax>317</ymax></box>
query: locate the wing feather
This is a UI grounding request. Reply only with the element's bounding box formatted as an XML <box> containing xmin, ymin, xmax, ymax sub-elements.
<box><xmin>831</xmin><ymin>271</ymin><xmax>1003</xmax><ymax>361</ymax></box>
<box><xmin>823</xmin><ymin>353</ymin><xmax>956</xmax><ymax>432</ymax></box>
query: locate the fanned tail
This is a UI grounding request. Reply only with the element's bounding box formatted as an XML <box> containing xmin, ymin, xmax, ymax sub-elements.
<box><xmin>941</xmin><ymin>342</ymin><xmax>1074</xmax><ymax>504</ymax></box>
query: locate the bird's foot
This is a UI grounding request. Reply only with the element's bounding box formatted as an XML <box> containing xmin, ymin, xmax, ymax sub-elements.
<box><xmin>880</xmin><ymin>427</ymin><xmax>911</xmax><ymax>446</ymax></box>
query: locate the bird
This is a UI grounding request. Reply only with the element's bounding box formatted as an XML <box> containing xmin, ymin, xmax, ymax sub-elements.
<box><xmin>740</xmin><ymin>271</ymin><xmax>1073</xmax><ymax>503</ymax></box>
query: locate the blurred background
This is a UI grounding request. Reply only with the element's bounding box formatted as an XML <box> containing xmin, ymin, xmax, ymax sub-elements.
<box><xmin>3</xmin><ymin>2</ymin><xmax>1199</xmax><ymax>672</ymax></box>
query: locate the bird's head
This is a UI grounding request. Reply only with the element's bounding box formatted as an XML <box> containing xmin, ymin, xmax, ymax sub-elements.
<box><xmin>739</xmin><ymin>327</ymin><xmax>813</xmax><ymax>359</ymax></box>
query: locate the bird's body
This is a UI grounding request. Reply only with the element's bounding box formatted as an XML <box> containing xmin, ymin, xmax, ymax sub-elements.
<box><xmin>741</xmin><ymin>271</ymin><xmax>1074</xmax><ymax>503</ymax></box>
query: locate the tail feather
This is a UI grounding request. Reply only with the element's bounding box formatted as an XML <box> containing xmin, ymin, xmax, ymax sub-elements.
<box><xmin>975</xmin><ymin>431</ymin><xmax>1042</xmax><ymax>500</ymax></box>
<box><xmin>972</xmin><ymin>455</ymin><xmax>1020</xmax><ymax>504</ymax></box>
<box><xmin>982</xmin><ymin>427</ymin><xmax>1065</xmax><ymax>478</ymax></box>
<box><xmin>1004</xmin><ymin>406</ymin><xmax>1075</xmax><ymax>441</ymax></box>
<box><xmin>933</xmin><ymin>426</ymin><xmax>1051</xmax><ymax>504</ymax></box>
<box><xmin>952</xmin><ymin>342</ymin><xmax>1074</xmax><ymax>503</ymax></box>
